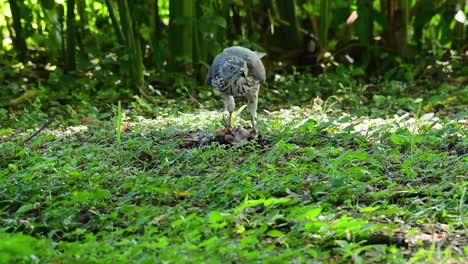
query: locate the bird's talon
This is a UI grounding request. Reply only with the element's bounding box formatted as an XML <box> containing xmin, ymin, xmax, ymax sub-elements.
<box><xmin>220</xmin><ymin>126</ymin><xmax>233</xmax><ymax>136</ymax></box>
<box><xmin>248</xmin><ymin>129</ymin><xmax>257</xmax><ymax>138</ymax></box>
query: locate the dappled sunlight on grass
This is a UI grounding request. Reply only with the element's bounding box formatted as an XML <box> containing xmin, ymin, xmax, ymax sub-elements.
<box><xmin>0</xmin><ymin>98</ymin><xmax>466</xmax><ymax>263</ymax></box>
<box><xmin>4</xmin><ymin>103</ymin><xmax>463</xmax><ymax>151</ymax></box>
<box><xmin>112</xmin><ymin>103</ymin><xmax>464</xmax><ymax>139</ymax></box>
<box><xmin>132</xmin><ymin>110</ymin><xmax>222</xmax><ymax>131</ymax></box>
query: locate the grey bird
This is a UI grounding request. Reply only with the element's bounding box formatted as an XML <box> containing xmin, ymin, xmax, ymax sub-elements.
<box><xmin>207</xmin><ymin>46</ymin><xmax>266</xmax><ymax>136</ymax></box>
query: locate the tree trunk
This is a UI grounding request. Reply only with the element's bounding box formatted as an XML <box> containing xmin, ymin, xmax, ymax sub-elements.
<box><xmin>230</xmin><ymin>3</ymin><xmax>242</xmax><ymax>41</ymax></box>
<box><xmin>75</xmin><ymin>0</ymin><xmax>88</xmax><ymax>53</ymax></box>
<box><xmin>8</xmin><ymin>0</ymin><xmax>28</xmax><ymax>61</ymax></box>
<box><xmin>193</xmin><ymin>0</ymin><xmax>208</xmax><ymax>81</ymax></box>
<box><xmin>76</xmin><ymin>0</ymin><xmax>87</xmax><ymax>26</ymax></box>
<box><xmin>319</xmin><ymin>0</ymin><xmax>330</xmax><ymax>49</ymax></box>
<box><xmin>412</xmin><ymin>0</ymin><xmax>435</xmax><ymax>49</ymax></box>
<box><xmin>66</xmin><ymin>0</ymin><xmax>77</xmax><ymax>71</ymax></box>
<box><xmin>355</xmin><ymin>0</ymin><xmax>374</xmax><ymax>46</ymax></box>
<box><xmin>104</xmin><ymin>0</ymin><xmax>125</xmax><ymax>46</ymax></box>
<box><xmin>168</xmin><ymin>0</ymin><xmax>194</xmax><ymax>72</ymax></box>
<box><xmin>380</xmin><ymin>0</ymin><xmax>409</xmax><ymax>59</ymax></box>
<box><xmin>274</xmin><ymin>0</ymin><xmax>302</xmax><ymax>50</ymax></box>
<box><xmin>354</xmin><ymin>0</ymin><xmax>374</xmax><ymax>67</ymax></box>
<box><xmin>149</xmin><ymin>0</ymin><xmax>163</xmax><ymax>68</ymax></box>
<box><xmin>40</xmin><ymin>0</ymin><xmax>62</xmax><ymax>62</ymax></box>
<box><xmin>117</xmin><ymin>0</ymin><xmax>144</xmax><ymax>90</ymax></box>
<box><xmin>244</xmin><ymin>0</ymin><xmax>255</xmax><ymax>37</ymax></box>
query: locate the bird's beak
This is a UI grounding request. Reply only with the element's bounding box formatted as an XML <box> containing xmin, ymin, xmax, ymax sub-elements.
<box><xmin>240</xmin><ymin>68</ymin><xmax>246</xmax><ymax>78</ymax></box>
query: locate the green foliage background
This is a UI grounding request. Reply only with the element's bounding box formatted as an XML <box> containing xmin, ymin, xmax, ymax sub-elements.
<box><xmin>0</xmin><ymin>0</ymin><xmax>467</xmax><ymax>100</ymax></box>
<box><xmin>0</xmin><ymin>1</ymin><xmax>467</xmax><ymax>263</ymax></box>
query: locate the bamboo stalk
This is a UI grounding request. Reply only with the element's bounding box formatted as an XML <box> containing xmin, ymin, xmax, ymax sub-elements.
<box><xmin>39</xmin><ymin>0</ymin><xmax>62</xmax><ymax>61</ymax></box>
<box><xmin>117</xmin><ymin>0</ymin><xmax>144</xmax><ymax>89</ymax></box>
<box><xmin>356</xmin><ymin>0</ymin><xmax>373</xmax><ymax>46</ymax></box>
<box><xmin>66</xmin><ymin>0</ymin><xmax>76</xmax><ymax>71</ymax></box>
<box><xmin>274</xmin><ymin>0</ymin><xmax>302</xmax><ymax>50</ymax></box>
<box><xmin>149</xmin><ymin>0</ymin><xmax>162</xmax><ymax>68</ymax></box>
<box><xmin>168</xmin><ymin>0</ymin><xmax>193</xmax><ymax>71</ymax></box>
<box><xmin>104</xmin><ymin>0</ymin><xmax>124</xmax><ymax>45</ymax></box>
<box><xmin>399</xmin><ymin>0</ymin><xmax>409</xmax><ymax>59</ymax></box>
<box><xmin>193</xmin><ymin>0</ymin><xmax>208</xmax><ymax>81</ymax></box>
<box><xmin>76</xmin><ymin>0</ymin><xmax>87</xmax><ymax>26</ymax></box>
<box><xmin>8</xmin><ymin>0</ymin><xmax>28</xmax><ymax>61</ymax></box>
<box><xmin>319</xmin><ymin>0</ymin><xmax>329</xmax><ymax>49</ymax></box>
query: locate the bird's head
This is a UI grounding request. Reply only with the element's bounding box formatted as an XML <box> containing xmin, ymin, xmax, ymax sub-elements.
<box><xmin>221</xmin><ymin>56</ymin><xmax>247</xmax><ymax>80</ymax></box>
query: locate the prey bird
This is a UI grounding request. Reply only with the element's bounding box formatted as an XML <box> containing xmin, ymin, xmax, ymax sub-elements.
<box><xmin>207</xmin><ymin>46</ymin><xmax>266</xmax><ymax>136</ymax></box>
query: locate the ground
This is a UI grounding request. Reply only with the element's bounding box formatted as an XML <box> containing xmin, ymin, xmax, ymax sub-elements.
<box><xmin>0</xmin><ymin>79</ymin><xmax>467</xmax><ymax>263</ymax></box>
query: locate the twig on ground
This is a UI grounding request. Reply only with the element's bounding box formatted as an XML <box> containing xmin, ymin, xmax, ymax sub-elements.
<box><xmin>21</xmin><ymin>118</ymin><xmax>52</xmax><ymax>145</ymax></box>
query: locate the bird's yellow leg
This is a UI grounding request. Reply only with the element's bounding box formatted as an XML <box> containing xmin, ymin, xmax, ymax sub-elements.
<box><xmin>227</xmin><ymin>112</ymin><xmax>232</xmax><ymax>128</ymax></box>
<box><xmin>221</xmin><ymin>94</ymin><xmax>235</xmax><ymax>134</ymax></box>
<box><xmin>249</xmin><ymin>114</ymin><xmax>257</xmax><ymax>137</ymax></box>
<box><xmin>246</xmin><ymin>89</ymin><xmax>259</xmax><ymax>137</ymax></box>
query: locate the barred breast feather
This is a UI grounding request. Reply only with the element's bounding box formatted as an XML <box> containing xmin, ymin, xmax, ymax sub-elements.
<box><xmin>211</xmin><ymin>69</ymin><xmax>259</xmax><ymax>96</ymax></box>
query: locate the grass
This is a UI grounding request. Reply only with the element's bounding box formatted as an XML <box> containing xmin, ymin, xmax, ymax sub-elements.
<box><xmin>0</xmin><ymin>75</ymin><xmax>467</xmax><ymax>263</ymax></box>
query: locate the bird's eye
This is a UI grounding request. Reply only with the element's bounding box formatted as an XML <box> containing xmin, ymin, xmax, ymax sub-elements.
<box><xmin>229</xmin><ymin>66</ymin><xmax>235</xmax><ymax>71</ymax></box>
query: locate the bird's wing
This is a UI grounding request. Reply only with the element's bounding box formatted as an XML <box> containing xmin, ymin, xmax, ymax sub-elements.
<box><xmin>223</xmin><ymin>46</ymin><xmax>266</xmax><ymax>83</ymax></box>
<box><xmin>206</xmin><ymin>52</ymin><xmax>228</xmax><ymax>85</ymax></box>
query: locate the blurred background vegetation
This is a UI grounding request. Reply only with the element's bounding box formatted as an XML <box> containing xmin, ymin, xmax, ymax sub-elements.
<box><xmin>0</xmin><ymin>0</ymin><xmax>467</xmax><ymax>110</ymax></box>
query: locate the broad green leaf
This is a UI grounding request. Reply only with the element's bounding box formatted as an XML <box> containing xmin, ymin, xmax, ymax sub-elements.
<box><xmin>171</xmin><ymin>218</ymin><xmax>184</xmax><ymax>228</ymax></box>
<box><xmin>378</xmin><ymin>205</ymin><xmax>404</xmax><ymax>216</ymax></box>
<box><xmin>152</xmin><ymin>237</ymin><xmax>169</xmax><ymax>248</ymax></box>
<box><xmin>16</xmin><ymin>204</ymin><xmax>34</xmax><ymax>214</ymax></box>
<box><xmin>390</xmin><ymin>134</ymin><xmax>409</xmax><ymax>145</ymax></box>
<box><xmin>304</xmin><ymin>208</ymin><xmax>322</xmax><ymax>219</ymax></box>
<box><xmin>296</xmin><ymin>207</ymin><xmax>322</xmax><ymax>220</ymax></box>
<box><xmin>360</xmin><ymin>206</ymin><xmax>380</xmax><ymax>213</ymax></box>
<box><xmin>93</xmin><ymin>188</ymin><xmax>111</xmax><ymax>200</ymax></box>
<box><xmin>208</xmin><ymin>211</ymin><xmax>223</xmax><ymax>223</ymax></box>
<box><xmin>0</xmin><ymin>128</ymin><xmax>12</xmax><ymax>136</ymax></box>
<box><xmin>208</xmin><ymin>211</ymin><xmax>227</xmax><ymax>228</ymax></box>
<box><xmin>236</xmin><ymin>225</ymin><xmax>246</xmax><ymax>234</ymax></box>
<box><xmin>298</xmin><ymin>119</ymin><xmax>317</xmax><ymax>132</ymax></box>
<box><xmin>266</xmin><ymin>230</ymin><xmax>284</xmax><ymax>238</ymax></box>
<box><xmin>72</xmin><ymin>191</ymin><xmax>92</xmax><ymax>203</ymax></box>
<box><xmin>212</xmin><ymin>16</ymin><xmax>227</xmax><ymax>28</ymax></box>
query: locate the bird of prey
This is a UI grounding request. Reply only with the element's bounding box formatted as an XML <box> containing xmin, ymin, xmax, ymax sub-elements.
<box><xmin>207</xmin><ymin>46</ymin><xmax>266</xmax><ymax>136</ymax></box>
